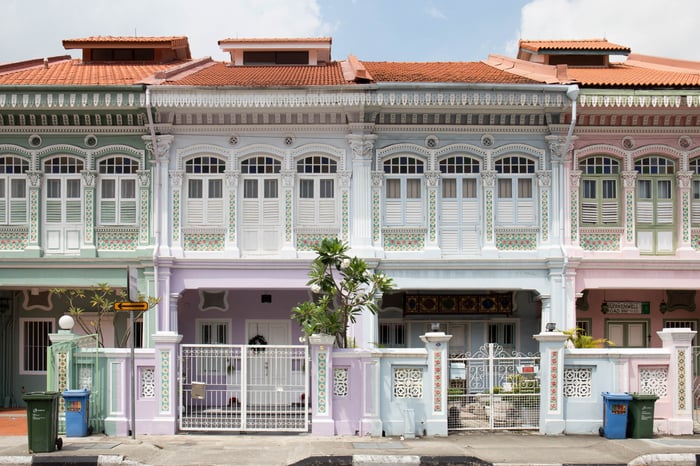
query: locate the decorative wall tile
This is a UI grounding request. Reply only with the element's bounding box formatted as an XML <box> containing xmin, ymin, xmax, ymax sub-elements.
<box><xmin>96</xmin><ymin>228</ymin><xmax>139</xmax><ymax>250</ymax></box>
<box><xmin>333</xmin><ymin>367</ymin><xmax>348</xmax><ymax>397</ymax></box>
<box><xmin>563</xmin><ymin>367</ymin><xmax>592</xmax><ymax>398</ymax></box>
<box><xmin>0</xmin><ymin>227</ymin><xmax>28</xmax><ymax>250</ymax></box>
<box><xmin>579</xmin><ymin>232</ymin><xmax>621</xmax><ymax>251</ymax></box>
<box><xmin>495</xmin><ymin>232</ymin><xmax>537</xmax><ymax>250</ymax></box>
<box><xmin>160</xmin><ymin>350</ymin><xmax>170</xmax><ymax>412</ymax></box>
<box><xmin>383</xmin><ymin>230</ymin><xmax>425</xmax><ymax>251</ymax></box>
<box><xmin>183</xmin><ymin>233</ymin><xmax>225</xmax><ymax>251</ymax></box>
<box><xmin>639</xmin><ymin>367</ymin><xmax>668</xmax><ymax>398</ymax></box>
<box><xmin>393</xmin><ymin>367</ymin><xmax>423</xmax><ymax>398</ymax></box>
<box><xmin>141</xmin><ymin>367</ymin><xmax>156</xmax><ymax>398</ymax></box>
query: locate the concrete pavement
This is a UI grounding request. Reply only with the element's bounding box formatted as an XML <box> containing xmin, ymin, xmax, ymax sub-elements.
<box><xmin>1</xmin><ymin>431</ymin><xmax>700</xmax><ymax>466</ymax></box>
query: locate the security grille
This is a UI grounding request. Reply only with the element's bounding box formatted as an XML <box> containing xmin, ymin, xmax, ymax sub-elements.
<box><xmin>179</xmin><ymin>344</ymin><xmax>308</xmax><ymax>432</ymax></box>
<box><xmin>448</xmin><ymin>343</ymin><xmax>540</xmax><ymax>431</ymax></box>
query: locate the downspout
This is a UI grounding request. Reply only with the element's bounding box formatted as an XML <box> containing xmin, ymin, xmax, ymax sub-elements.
<box><xmin>559</xmin><ymin>85</ymin><xmax>579</xmax><ymax>330</ymax></box>
<box><xmin>145</xmin><ymin>86</ymin><xmax>161</xmax><ymax>332</ymax></box>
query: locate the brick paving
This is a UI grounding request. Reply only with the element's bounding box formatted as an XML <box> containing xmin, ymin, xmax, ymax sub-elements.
<box><xmin>0</xmin><ymin>408</ymin><xmax>27</xmax><ymax>436</ymax></box>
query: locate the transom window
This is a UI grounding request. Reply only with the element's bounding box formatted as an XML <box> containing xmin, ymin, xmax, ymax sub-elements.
<box><xmin>439</xmin><ymin>156</ymin><xmax>480</xmax><ymax>174</ymax></box>
<box><xmin>296</xmin><ymin>155</ymin><xmax>337</xmax><ymax>174</ymax></box>
<box><xmin>185</xmin><ymin>156</ymin><xmax>225</xmax><ymax>174</ymax></box>
<box><xmin>635</xmin><ymin>156</ymin><xmax>675</xmax><ymax>175</ymax></box>
<box><xmin>579</xmin><ymin>156</ymin><xmax>620</xmax><ymax>226</ymax></box>
<box><xmin>44</xmin><ymin>156</ymin><xmax>83</xmax><ymax>174</ymax></box>
<box><xmin>241</xmin><ymin>156</ymin><xmax>281</xmax><ymax>174</ymax></box>
<box><xmin>495</xmin><ymin>156</ymin><xmax>535</xmax><ymax>175</ymax></box>
<box><xmin>383</xmin><ymin>156</ymin><xmax>424</xmax><ymax>174</ymax></box>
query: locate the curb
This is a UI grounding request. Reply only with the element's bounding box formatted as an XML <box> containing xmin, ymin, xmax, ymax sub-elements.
<box><xmin>627</xmin><ymin>453</ymin><xmax>700</xmax><ymax>466</ymax></box>
<box><xmin>0</xmin><ymin>456</ymin><xmax>125</xmax><ymax>465</ymax></box>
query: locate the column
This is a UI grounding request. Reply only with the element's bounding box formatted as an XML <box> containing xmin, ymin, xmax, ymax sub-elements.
<box><xmin>424</xmin><ymin>171</ymin><xmax>441</xmax><ymax>258</ymax></box>
<box><xmin>360</xmin><ymin>354</ymin><xmax>382</xmax><ymax>436</ymax></box>
<box><xmin>151</xmin><ymin>332</ymin><xmax>183</xmax><ymax>434</ymax></box>
<box><xmin>81</xmin><ymin>169</ymin><xmax>97</xmax><ymax>257</ymax></box>
<box><xmin>143</xmin><ymin>135</ymin><xmax>173</xmax><ymax>256</ymax></box>
<box><xmin>621</xmin><ymin>170</ymin><xmax>638</xmax><ymax>253</ymax></box>
<box><xmin>481</xmin><ymin>170</ymin><xmax>497</xmax><ymax>254</ymax></box>
<box><xmin>25</xmin><ymin>170</ymin><xmax>42</xmax><ymax>256</ymax></box>
<box><xmin>309</xmin><ymin>334</ymin><xmax>336</xmax><ymax>435</ymax></box>
<box><xmin>676</xmin><ymin>171</ymin><xmax>694</xmax><ymax>255</ymax></box>
<box><xmin>534</xmin><ymin>330</ymin><xmax>568</xmax><ymax>434</ymax></box>
<box><xmin>419</xmin><ymin>330</ymin><xmax>452</xmax><ymax>436</ymax></box>
<box><xmin>348</xmin><ymin>133</ymin><xmax>377</xmax><ymax>257</ymax></box>
<box><xmin>658</xmin><ymin>328</ymin><xmax>696</xmax><ymax>435</ymax></box>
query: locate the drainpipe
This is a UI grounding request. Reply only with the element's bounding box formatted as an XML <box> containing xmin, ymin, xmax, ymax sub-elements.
<box><xmin>145</xmin><ymin>86</ymin><xmax>162</xmax><ymax>332</ymax></box>
<box><xmin>559</xmin><ymin>85</ymin><xmax>579</xmax><ymax>330</ymax></box>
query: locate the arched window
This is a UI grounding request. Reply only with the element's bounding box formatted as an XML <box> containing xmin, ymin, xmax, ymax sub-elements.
<box><xmin>239</xmin><ymin>156</ymin><xmax>282</xmax><ymax>254</ymax></box>
<box><xmin>439</xmin><ymin>155</ymin><xmax>481</xmax><ymax>255</ymax></box>
<box><xmin>494</xmin><ymin>156</ymin><xmax>535</xmax><ymax>226</ymax></box>
<box><xmin>98</xmin><ymin>156</ymin><xmax>138</xmax><ymax>225</ymax></box>
<box><xmin>383</xmin><ymin>156</ymin><xmax>424</xmax><ymax>226</ymax></box>
<box><xmin>43</xmin><ymin>156</ymin><xmax>84</xmax><ymax>253</ymax></box>
<box><xmin>0</xmin><ymin>156</ymin><xmax>29</xmax><ymax>224</ymax></box>
<box><xmin>578</xmin><ymin>156</ymin><xmax>620</xmax><ymax>226</ymax></box>
<box><xmin>634</xmin><ymin>156</ymin><xmax>675</xmax><ymax>254</ymax></box>
<box><xmin>296</xmin><ymin>155</ymin><xmax>338</xmax><ymax>227</ymax></box>
<box><xmin>184</xmin><ymin>156</ymin><xmax>225</xmax><ymax>226</ymax></box>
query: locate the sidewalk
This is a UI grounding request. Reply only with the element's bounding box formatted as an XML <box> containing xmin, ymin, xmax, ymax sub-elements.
<box><xmin>1</xmin><ymin>430</ymin><xmax>699</xmax><ymax>466</ymax></box>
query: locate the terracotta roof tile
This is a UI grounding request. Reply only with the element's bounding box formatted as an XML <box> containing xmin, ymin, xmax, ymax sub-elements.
<box><xmin>0</xmin><ymin>59</ymin><xmax>190</xmax><ymax>85</ymax></box>
<box><xmin>218</xmin><ymin>37</ymin><xmax>332</xmax><ymax>44</ymax></box>
<box><xmin>567</xmin><ymin>64</ymin><xmax>700</xmax><ymax>87</ymax></box>
<box><xmin>166</xmin><ymin>62</ymin><xmax>348</xmax><ymax>86</ymax></box>
<box><xmin>361</xmin><ymin>61</ymin><xmax>537</xmax><ymax>84</ymax></box>
<box><xmin>63</xmin><ymin>36</ymin><xmax>190</xmax><ymax>49</ymax></box>
<box><xmin>519</xmin><ymin>39</ymin><xmax>630</xmax><ymax>54</ymax></box>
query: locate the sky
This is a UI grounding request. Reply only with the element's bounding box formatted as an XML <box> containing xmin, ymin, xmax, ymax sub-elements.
<box><xmin>1</xmin><ymin>0</ymin><xmax>699</xmax><ymax>65</ymax></box>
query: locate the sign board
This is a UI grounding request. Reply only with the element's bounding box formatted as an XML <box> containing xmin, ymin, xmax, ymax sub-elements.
<box><xmin>604</xmin><ymin>301</ymin><xmax>650</xmax><ymax>314</ymax></box>
<box><xmin>114</xmin><ymin>301</ymin><xmax>148</xmax><ymax>312</ymax></box>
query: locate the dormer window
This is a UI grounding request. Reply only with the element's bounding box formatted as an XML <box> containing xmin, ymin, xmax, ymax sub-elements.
<box><xmin>62</xmin><ymin>36</ymin><xmax>192</xmax><ymax>64</ymax></box>
<box><xmin>244</xmin><ymin>51</ymin><xmax>309</xmax><ymax>65</ymax></box>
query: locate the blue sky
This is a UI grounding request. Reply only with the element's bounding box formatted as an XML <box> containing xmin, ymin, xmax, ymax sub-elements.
<box><xmin>1</xmin><ymin>0</ymin><xmax>699</xmax><ymax>64</ymax></box>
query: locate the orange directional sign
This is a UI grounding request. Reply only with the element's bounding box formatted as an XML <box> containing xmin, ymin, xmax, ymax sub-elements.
<box><xmin>114</xmin><ymin>301</ymin><xmax>148</xmax><ymax>312</ymax></box>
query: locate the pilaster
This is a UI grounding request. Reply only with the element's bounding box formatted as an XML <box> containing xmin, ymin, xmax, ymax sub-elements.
<box><xmin>534</xmin><ymin>331</ymin><xmax>568</xmax><ymax>434</ymax></box>
<box><xmin>309</xmin><ymin>333</ymin><xmax>336</xmax><ymax>435</ymax></box>
<box><xmin>658</xmin><ymin>328</ymin><xmax>696</xmax><ymax>434</ymax></box>
<box><xmin>150</xmin><ymin>332</ymin><xmax>183</xmax><ymax>434</ymax></box>
<box><xmin>419</xmin><ymin>331</ymin><xmax>452</xmax><ymax>436</ymax></box>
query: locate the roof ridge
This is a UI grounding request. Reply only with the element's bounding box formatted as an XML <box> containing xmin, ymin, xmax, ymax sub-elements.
<box><xmin>0</xmin><ymin>55</ymin><xmax>72</xmax><ymax>76</ymax></box>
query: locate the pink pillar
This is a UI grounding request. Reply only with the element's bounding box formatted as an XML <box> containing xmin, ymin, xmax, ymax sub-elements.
<box><xmin>658</xmin><ymin>328</ymin><xmax>696</xmax><ymax>435</ymax></box>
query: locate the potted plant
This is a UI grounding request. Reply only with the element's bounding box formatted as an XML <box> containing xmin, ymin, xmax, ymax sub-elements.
<box><xmin>291</xmin><ymin>238</ymin><xmax>394</xmax><ymax>348</ymax></box>
<box><xmin>563</xmin><ymin>327</ymin><xmax>615</xmax><ymax>348</ymax></box>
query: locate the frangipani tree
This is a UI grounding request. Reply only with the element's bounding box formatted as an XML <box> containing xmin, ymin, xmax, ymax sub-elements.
<box><xmin>292</xmin><ymin>238</ymin><xmax>394</xmax><ymax>348</ymax></box>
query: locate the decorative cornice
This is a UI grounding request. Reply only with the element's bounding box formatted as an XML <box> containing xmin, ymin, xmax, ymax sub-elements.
<box><xmin>150</xmin><ymin>89</ymin><xmax>569</xmax><ymax>110</ymax></box>
<box><xmin>579</xmin><ymin>93</ymin><xmax>700</xmax><ymax>109</ymax></box>
<box><xmin>0</xmin><ymin>91</ymin><xmax>145</xmax><ymax>109</ymax></box>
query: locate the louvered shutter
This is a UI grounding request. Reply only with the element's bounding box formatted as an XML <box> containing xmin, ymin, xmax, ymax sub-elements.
<box><xmin>318</xmin><ymin>198</ymin><xmax>336</xmax><ymax>224</ymax></box>
<box><xmin>656</xmin><ymin>201</ymin><xmax>673</xmax><ymax>224</ymax></box>
<box><xmin>517</xmin><ymin>199</ymin><xmax>535</xmax><ymax>224</ymax></box>
<box><xmin>497</xmin><ymin>199</ymin><xmax>515</xmax><ymax>224</ymax></box>
<box><xmin>101</xmin><ymin>200</ymin><xmax>117</xmax><ymax>223</ymax></box>
<box><xmin>0</xmin><ymin>198</ymin><xmax>5</xmax><ymax>223</ymax></box>
<box><xmin>636</xmin><ymin>201</ymin><xmax>653</xmax><ymax>224</ymax></box>
<box><xmin>692</xmin><ymin>201</ymin><xmax>700</xmax><ymax>224</ymax></box>
<box><xmin>46</xmin><ymin>200</ymin><xmax>62</xmax><ymax>223</ymax></box>
<box><xmin>120</xmin><ymin>199</ymin><xmax>137</xmax><ymax>224</ymax></box>
<box><xmin>65</xmin><ymin>200</ymin><xmax>81</xmax><ymax>223</ymax></box>
<box><xmin>581</xmin><ymin>202</ymin><xmax>598</xmax><ymax>224</ymax></box>
<box><xmin>187</xmin><ymin>199</ymin><xmax>204</xmax><ymax>224</ymax></box>
<box><xmin>601</xmin><ymin>202</ymin><xmax>618</xmax><ymax>224</ymax></box>
<box><xmin>262</xmin><ymin>198</ymin><xmax>279</xmax><ymax>224</ymax></box>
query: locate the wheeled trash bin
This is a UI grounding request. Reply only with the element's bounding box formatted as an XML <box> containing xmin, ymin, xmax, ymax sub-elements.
<box><xmin>600</xmin><ymin>392</ymin><xmax>632</xmax><ymax>439</ymax></box>
<box><xmin>627</xmin><ymin>393</ymin><xmax>658</xmax><ymax>438</ymax></box>
<box><xmin>62</xmin><ymin>388</ymin><xmax>91</xmax><ymax>437</ymax></box>
<box><xmin>23</xmin><ymin>391</ymin><xmax>62</xmax><ymax>453</ymax></box>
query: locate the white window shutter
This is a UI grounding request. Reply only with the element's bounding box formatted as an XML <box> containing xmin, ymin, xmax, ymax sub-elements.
<box><xmin>120</xmin><ymin>200</ymin><xmax>137</xmax><ymax>225</ymax></box>
<box><xmin>206</xmin><ymin>199</ymin><xmax>224</xmax><ymax>225</ymax></box>
<box><xmin>636</xmin><ymin>201</ymin><xmax>653</xmax><ymax>224</ymax></box>
<box><xmin>656</xmin><ymin>201</ymin><xmax>673</xmax><ymax>224</ymax></box>
<box><xmin>187</xmin><ymin>199</ymin><xmax>204</xmax><ymax>225</ymax></box>
<box><xmin>65</xmin><ymin>200</ymin><xmax>81</xmax><ymax>223</ymax></box>
<box><xmin>101</xmin><ymin>200</ymin><xmax>117</xmax><ymax>224</ymax></box>
<box><xmin>318</xmin><ymin>199</ymin><xmax>336</xmax><ymax>224</ymax></box>
<box><xmin>601</xmin><ymin>202</ymin><xmax>618</xmax><ymax>224</ymax></box>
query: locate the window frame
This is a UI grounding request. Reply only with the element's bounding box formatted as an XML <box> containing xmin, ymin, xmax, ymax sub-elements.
<box><xmin>295</xmin><ymin>155</ymin><xmax>338</xmax><ymax>227</ymax></box>
<box><xmin>184</xmin><ymin>156</ymin><xmax>226</xmax><ymax>226</ymax></box>
<box><xmin>634</xmin><ymin>156</ymin><xmax>676</xmax><ymax>254</ymax></box>
<box><xmin>0</xmin><ymin>156</ymin><xmax>29</xmax><ymax>225</ymax></box>
<box><xmin>97</xmin><ymin>156</ymin><xmax>139</xmax><ymax>225</ymax></box>
<box><xmin>19</xmin><ymin>317</ymin><xmax>55</xmax><ymax>375</ymax></box>
<box><xmin>578</xmin><ymin>156</ymin><xmax>621</xmax><ymax>226</ymax></box>
<box><xmin>383</xmin><ymin>156</ymin><xmax>425</xmax><ymax>226</ymax></box>
<box><xmin>494</xmin><ymin>156</ymin><xmax>536</xmax><ymax>226</ymax></box>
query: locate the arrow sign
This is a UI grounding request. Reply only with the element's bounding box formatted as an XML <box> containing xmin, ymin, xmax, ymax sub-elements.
<box><xmin>114</xmin><ymin>301</ymin><xmax>148</xmax><ymax>312</ymax></box>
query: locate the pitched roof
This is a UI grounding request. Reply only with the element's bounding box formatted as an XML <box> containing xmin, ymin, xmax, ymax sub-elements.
<box><xmin>566</xmin><ymin>63</ymin><xmax>700</xmax><ymax>87</ymax></box>
<box><xmin>63</xmin><ymin>36</ymin><xmax>191</xmax><ymax>50</ymax></box>
<box><xmin>519</xmin><ymin>39</ymin><xmax>631</xmax><ymax>55</ymax></box>
<box><xmin>0</xmin><ymin>57</ymin><xmax>192</xmax><ymax>86</ymax></box>
<box><xmin>165</xmin><ymin>62</ymin><xmax>348</xmax><ymax>86</ymax></box>
<box><xmin>360</xmin><ymin>61</ymin><xmax>537</xmax><ymax>84</ymax></box>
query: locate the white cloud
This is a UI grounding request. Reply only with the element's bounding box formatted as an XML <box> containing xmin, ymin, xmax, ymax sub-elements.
<box><xmin>514</xmin><ymin>0</ymin><xmax>700</xmax><ymax>61</ymax></box>
<box><xmin>426</xmin><ymin>5</ymin><xmax>447</xmax><ymax>20</ymax></box>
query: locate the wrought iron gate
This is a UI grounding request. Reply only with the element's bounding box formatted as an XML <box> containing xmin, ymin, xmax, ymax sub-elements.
<box><xmin>448</xmin><ymin>343</ymin><xmax>540</xmax><ymax>431</ymax></box>
<box><xmin>179</xmin><ymin>344</ymin><xmax>308</xmax><ymax>432</ymax></box>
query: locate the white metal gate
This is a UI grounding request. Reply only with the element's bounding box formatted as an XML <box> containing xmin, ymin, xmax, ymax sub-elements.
<box><xmin>179</xmin><ymin>344</ymin><xmax>308</xmax><ymax>432</ymax></box>
<box><xmin>448</xmin><ymin>343</ymin><xmax>540</xmax><ymax>431</ymax></box>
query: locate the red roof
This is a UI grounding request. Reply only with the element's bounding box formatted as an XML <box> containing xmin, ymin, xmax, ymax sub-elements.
<box><xmin>63</xmin><ymin>36</ymin><xmax>190</xmax><ymax>49</ymax></box>
<box><xmin>361</xmin><ymin>61</ymin><xmax>537</xmax><ymax>84</ymax></box>
<box><xmin>165</xmin><ymin>62</ymin><xmax>348</xmax><ymax>86</ymax></box>
<box><xmin>0</xmin><ymin>58</ymin><xmax>191</xmax><ymax>85</ymax></box>
<box><xmin>519</xmin><ymin>39</ymin><xmax>631</xmax><ymax>54</ymax></box>
<box><xmin>567</xmin><ymin>64</ymin><xmax>700</xmax><ymax>87</ymax></box>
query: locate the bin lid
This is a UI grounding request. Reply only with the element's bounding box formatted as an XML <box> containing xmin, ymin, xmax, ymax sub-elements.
<box><xmin>628</xmin><ymin>392</ymin><xmax>659</xmax><ymax>401</ymax></box>
<box><xmin>62</xmin><ymin>388</ymin><xmax>90</xmax><ymax>396</ymax></box>
<box><xmin>22</xmin><ymin>391</ymin><xmax>60</xmax><ymax>400</ymax></box>
<box><xmin>601</xmin><ymin>391</ymin><xmax>632</xmax><ymax>401</ymax></box>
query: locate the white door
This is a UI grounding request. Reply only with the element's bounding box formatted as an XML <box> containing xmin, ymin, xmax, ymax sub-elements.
<box><xmin>441</xmin><ymin>177</ymin><xmax>480</xmax><ymax>255</ymax></box>
<box><xmin>246</xmin><ymin>320</ymin><xmax>291</xmax><ymax>405</ymax></box>
<box><xmin>44</xmin><ymin>176</ymin><xmax>82</xmax><ymax>254</ymax></box>
<box><xmin>240</xmin><ymin>178</ymin><xmax>281</xmax><ymax>255</ymax></box>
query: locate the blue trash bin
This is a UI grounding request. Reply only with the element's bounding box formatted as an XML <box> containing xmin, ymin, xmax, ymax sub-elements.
<box><xmin>600</xmin><ymin>392</ymin><xmax>632</xmax><ymax>439</ymax></box>
<box><xmin>62</xmin><ymin>389</ymin><xmax>91</xmax><ymax>437</ymax></box>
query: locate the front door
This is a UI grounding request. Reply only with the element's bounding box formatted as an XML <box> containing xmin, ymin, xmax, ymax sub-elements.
<box><xmin>246</xmin><ymin>320</ymin><xmax>291</xmax><ymax>405</ymax></box>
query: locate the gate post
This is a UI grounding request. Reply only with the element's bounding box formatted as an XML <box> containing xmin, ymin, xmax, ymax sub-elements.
<box><xmin>658</xmin><ymin>328</ymin><xmax>696</xmax><ymax>435</ymax></box>
<box><xmin>309</xmin><ymin>333</ymin><xmax>336</xmax><ymax>435</ymax></box>
<box><xmin>534</xmin><ymin>330</ymin><xmax>568</xmax><ymax>435</ymax></box>
<box><xmin>151</xmin><ymin>332</ymin><xmax>183</xmax><ymax>434</ymax></box>
<box><xmin>419</xmin><ymin>330</ymin><xmax>452</xmax><ymax>436</ymax></box>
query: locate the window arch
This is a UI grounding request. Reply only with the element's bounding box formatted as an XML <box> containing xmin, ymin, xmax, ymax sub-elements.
<box><xmin>634</xmin><ymin>156</ymin><xmax>675</xmax><ymax>254</ymax></box>
<box><xmin>578</xmin><ymin>156</ymin><xmax>620</xmax><ymax>226</ymax></box>
<box><xmin>98</xmin><ymin>156</ymin><xmax>139</xmax><ymax>225</ymax></box>
<box><xmin>494</xmin><ymin>156</ymin><xmax>535</xmax><ymax>225</ymax></box>
<box><xmin>0</xmin><ymin>156</ymin><xmax>29</xmax><ymax>224</ymax></box>
<box><xmin>383</xmin><ymin>156</ymin><xmax>425</xmax><ymax>226</ymax></box>
<box><xmin>296</xmin><ymin>155</ymin><xmax>338</xmax><ymax>227</ymax></box>
<box><xmin>184</xmin><ymin>156</ymin><xmax>226</xmax><ymax>226</ymax></box>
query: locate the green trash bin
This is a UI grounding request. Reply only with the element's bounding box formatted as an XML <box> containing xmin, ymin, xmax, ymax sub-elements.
<box><xmin>23</xmin><ymin>391</ymin><xmax>62</xmax><ymax>453</ymax></box>
<box><xmin>627</xmin><ymin>392</ymin><xmax>658</xmax><ymax>438</ymax></box>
